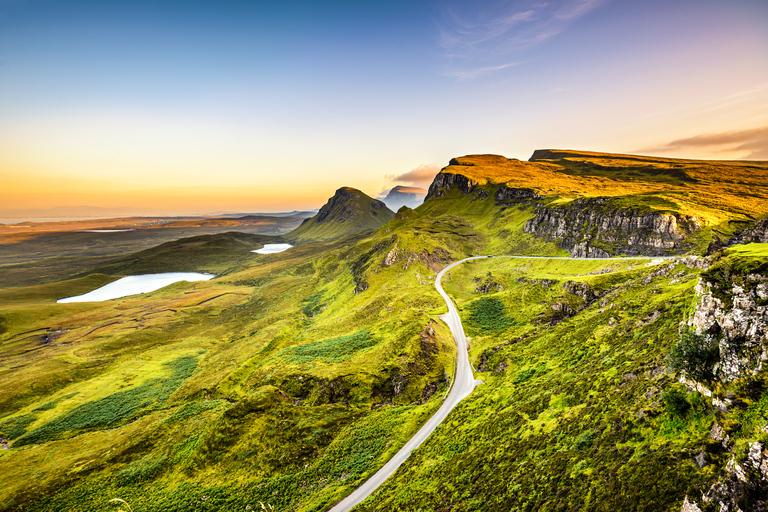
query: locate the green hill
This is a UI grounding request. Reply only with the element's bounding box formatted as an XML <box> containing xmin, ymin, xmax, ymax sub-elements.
<box><xmin>1</xmin><ymin>150</ymin><xmax>767</xmax><ymax>512</ymax></box>
<box><xmin>287</xmin><ymin>187</ymin><xmax>395</xmax><ymax>242</ymax></box>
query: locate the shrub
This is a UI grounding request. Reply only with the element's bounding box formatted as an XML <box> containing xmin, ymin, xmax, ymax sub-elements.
<box><xmin>301</xmin><ymin>292</ymin><xmax>325</xmax><ymax>318</ymax></box>
<box><xmin>668</xmin><ymin>326</ymin><xmax>719</xmax><ymax>381</ymax></box>
<box><xmin>467</xmin><ymin>297</ymin><xmax>516</xmax><ymax>334</ymax></box>
<box><xmin>0</xmin><ymin>413</ymin><xmax>37</xmax><ymax>439</ymax></box>
<box><xmin>661</xmin><ymin>387</ymin><xmax>690</xmax><ymax>418</ymax></box>
<box><xmin>287</xmin><ymin>330</ymin><xmax>377</xmax><ymax>363</ymax></box>
<box><xmin>572</xmin><ymin>430</ymin><xmax>596</xmax><ymax>451</ymax></box>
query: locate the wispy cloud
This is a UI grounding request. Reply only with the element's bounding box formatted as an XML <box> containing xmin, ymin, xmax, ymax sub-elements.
<box><xmin>444</xmin><ymin>62</ymin><xmax>521</xmax><ymax>80</ymax></box>
<box><xmin>438</xmin><ymin>0</ymin><xmax>608</xmax><ymax>78</ymax></box>
<box><xmin>643</xmin><ymin>126</ymin><xmax>768</xmax><ymax>160</ymax></box>
<box><xmin>385</xmin><ymin>164</ymin><xmax>441</xmax><ymax>188</ymax></box>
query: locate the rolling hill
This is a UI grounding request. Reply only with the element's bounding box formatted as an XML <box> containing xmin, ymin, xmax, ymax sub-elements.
<box><xmin>1</xmin><ymin>150</ymin><xmax>767</xmax><ymax>512</ymax></box>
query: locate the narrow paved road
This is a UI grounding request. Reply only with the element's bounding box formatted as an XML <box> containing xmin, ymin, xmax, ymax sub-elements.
<box><xmin>327</xmin><ymin>257</ymin><xmax>482</xmax><ymax>512</ymax></box>
<box><xmin>327</xmin><ymin>254</ymin><xmax>664</xmax><ymax>511</ymax></box>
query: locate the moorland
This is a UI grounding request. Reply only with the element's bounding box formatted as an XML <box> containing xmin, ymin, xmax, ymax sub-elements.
<box><xmin>1</xmin><ymin>150</ymin><xmax>768</xmax><ymax>512</ymax></box>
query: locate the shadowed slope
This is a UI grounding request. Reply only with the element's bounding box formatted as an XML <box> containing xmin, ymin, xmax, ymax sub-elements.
<box><xmin>287</xmin><ymin>187</ymin><xmax>395</xmax><ymax>242</ymax></box>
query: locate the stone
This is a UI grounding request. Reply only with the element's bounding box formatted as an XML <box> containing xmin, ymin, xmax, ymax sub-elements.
<box><xmin>693</xmin><ymin>449</ymin><xmax>709</xmax><ymax>469</ymax></box>
<box><xmin>681</xmin><ymin>496</ymin><xmax>702</xmax><ymax>512</ymax></box>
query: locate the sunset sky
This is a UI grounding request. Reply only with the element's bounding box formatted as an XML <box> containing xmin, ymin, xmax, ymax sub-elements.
<box><xmin>1</xmin><ymin>0</ymin><xmax>767</xmax><ymax>215</ymax></box>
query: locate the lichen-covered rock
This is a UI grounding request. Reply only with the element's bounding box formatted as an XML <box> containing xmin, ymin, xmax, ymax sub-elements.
<box><xmin>690</xmin><ymin>276</ymin><xmax>768</xmax><ymax>382</ymax></box>
<box><xmin>681</xmin><ymin>496</ymin><xmax>702</xmax><ymax>512</ymax></box>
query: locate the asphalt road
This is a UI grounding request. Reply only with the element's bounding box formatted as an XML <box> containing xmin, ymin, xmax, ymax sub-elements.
<box><xmin>326</xmin><ymin>254</ymin><xmax>665</xmax><ymax>511</ymax></box>
<box><xmin>326</xmin><ymin>257</ymin><xmax>482</xmax><ymax>512</ymax></box>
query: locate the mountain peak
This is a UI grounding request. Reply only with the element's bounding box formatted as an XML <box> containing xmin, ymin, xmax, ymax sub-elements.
<box><xmin>288</xmin><ymin>187</ymin><xmax>395</xmax><ymax>242</ymax></box>
<box><xmin>380</xmin><ymin>185</ymin><xmax>427</xmax><ymax>211</ymax></box>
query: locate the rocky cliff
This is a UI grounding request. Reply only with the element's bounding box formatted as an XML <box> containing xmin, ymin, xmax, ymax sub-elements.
<box><xmin>523</xmin><ymin>197</ymin><xmax>702</xmax><ymax>257</ymax></box>
<box><xmin>425</xmin><ymin>172</ymin><xmax>479</xmax><ymax>200</ymax></box>
<box><xmin>690</xmin><ymin>275</ymin><xmax>768</xmax><ymax>382</ymax></box>
<box><xmin>679</xmin><ymin>252</ymin><xmax>768</xmax><ymax>512</ymax></box>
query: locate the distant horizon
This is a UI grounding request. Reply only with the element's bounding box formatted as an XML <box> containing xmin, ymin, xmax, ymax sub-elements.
<box><xmin>3</xmin><ymin>145</ymin><xmax>767</xmax><ymax>218</ymax></box>
<box><xmin>2</xmin><ymin>0</ymin><xmax>766</xmax><ymax>213</ymax></box>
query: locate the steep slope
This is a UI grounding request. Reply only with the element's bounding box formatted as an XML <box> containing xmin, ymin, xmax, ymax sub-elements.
<box><xmin>2</xmin><ymin>150</ymin><xmax>768</xmax><ymax>512</ymax></box>
<box><xmin>424</xmin><ymin>151</ymin><xmax>768</xmax><ymax>257</ymax></box>
<box><xmin>287</xmin><ymin>187</ymin><xmax>395</xmax><ymax>242</ymax></box>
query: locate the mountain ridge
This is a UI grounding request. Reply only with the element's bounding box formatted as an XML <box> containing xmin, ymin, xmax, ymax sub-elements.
<box><xmin>287</xmin><ymin>186</ymin><xmax>395</xmax><ymax>242</ymax></box>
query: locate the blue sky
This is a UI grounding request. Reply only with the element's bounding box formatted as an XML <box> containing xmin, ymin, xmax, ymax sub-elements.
<box><xmin>1</xmin><ymin>0</ymin><xmax>767</xmax><ymax>213</ymax></box>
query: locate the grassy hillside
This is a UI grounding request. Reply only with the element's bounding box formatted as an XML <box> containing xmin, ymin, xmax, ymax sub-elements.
<box><xmin>0</xmin><ymin>229</ymin><xmax>456</xmax><ymax>511</ymax></box>
<box><xmin>1</xmin><ymin>151</ymin><xmax>767</xmax><ymax>511</ymax></box>
<box><xmin>441</xmin><ymin>151</ymin><xmax>768</xmax><ymax>224</ymax></box>
<box><xmin>357</xmin><ymin>256</ymin><xmax>710</xmax><ymax>511</ymax></box>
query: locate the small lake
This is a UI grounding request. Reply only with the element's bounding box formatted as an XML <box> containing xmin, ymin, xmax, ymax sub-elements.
<box><xmin>252</xmin><ymin>243</ymin><xmax>293</xmax><ymax>254</ymax></box>
<box><xmin>58</xmin><ymin>273</ymin><xmax>214</xmax><ymax>303</ymax></box>
<box><xmin>75</xmin><ymin>229</ymin><xmax>136</xmax><ymax>233</ymax></box>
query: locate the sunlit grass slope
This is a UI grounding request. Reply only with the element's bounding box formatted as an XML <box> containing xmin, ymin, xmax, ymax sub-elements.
<box><xmin>440</xmin><ymin>151</ymin><xmax>768</xmax><ymax>230</ymax></box>
<box><xmin>1</xmin><ymin>150</ymin><xmax>767</xmax><ymax>512</ymax></box>
<box><xmin>0</xmin><ymin>226</ymin><xmax>458</xmax><ymax>511</ymax></box>
<box><xmin>356</xmin><ymin>256</ymin><xmax>724</xmax><ymax>511</ymax></box>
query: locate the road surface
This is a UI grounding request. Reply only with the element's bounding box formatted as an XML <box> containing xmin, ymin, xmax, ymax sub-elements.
<box><xmin>327</xmin><ymin>254</ymin><xmax>665</xmax><ymax>511</ymax></box>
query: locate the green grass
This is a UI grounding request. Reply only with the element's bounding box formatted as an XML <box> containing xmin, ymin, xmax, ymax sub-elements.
<box><xmin>285</xmin><ymin>329</ymin><xmax>378</xmax><ymax>363</ymax></box>
<box><xmin>14</xmin><ymin>355</ymin><xmax>197</xmax><ymax>446</ymax></box>
<box><xmin>2</xmin><ymin>155</ymin><xmax>768</xmax><ymax>511</ymax></box>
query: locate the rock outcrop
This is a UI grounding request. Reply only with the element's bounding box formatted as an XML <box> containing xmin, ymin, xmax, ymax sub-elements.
<box><xmin>523</xmin><ymin>197</ymin><xmax>702</xmax><ymax>257</ymax></box>
<box><xmin>425</xmin><ymin>173</ymin><xmax>478</xmax><ymax>200</ymax></box>
<box><xmin>689</xmin><ymin>275</ymin><xmax>768</xmax><ymax>382</ymax></box>
<box><xmin>494</xmin><ymin>185</ymin><xmax>541</xmax><ymax>203</ymax></box>
<box><xmin>729</xmin><ymin>219</ymin><xmax>768</xmax><ymax>246</ymax></box>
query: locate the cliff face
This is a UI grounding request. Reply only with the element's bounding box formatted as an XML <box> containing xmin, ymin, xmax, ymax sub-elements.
<box><xmin>425</xmin><ymin>172</ymin><xmax>479</xmax><ymax>200</ymax></box>
<box><xmin>729</xmin><ymin>219</ymin><xmax>768</xmax><ymax>245</ymax></box>
<box><xmin>681</xmin><ymin>257</ymin><xmax>768</xmax><ymax>512</ymax></box>
<box><xmin>690</xmin><ymin>275</ymin><xmax>768</xmax><ymax>382</ymax></box>
<box><xmin>523</xmin><ymin>197</ymin><xmax>702</xmax><ymax>257</ymax></box>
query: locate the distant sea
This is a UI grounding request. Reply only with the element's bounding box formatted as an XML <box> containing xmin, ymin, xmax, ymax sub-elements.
<box><xmin>0</xmin><ymin>217</ymin><xmax>106</xmax><ymax>225</ymax></box>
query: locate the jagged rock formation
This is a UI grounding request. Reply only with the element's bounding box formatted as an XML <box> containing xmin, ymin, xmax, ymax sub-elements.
<box><xmin>729</xmin><ymin>219</ymin><xmax>768</xmax><ymax>245</ymax></box>
<box><xmin>681</xmin><ymin>257</ymin><xmax>768</xmax><ymax>512</ymax></box>
<box><xmin>425</xmin><ymin>172</ymin><xmax>478</xmax><ymax>199</ymax></box>
<box><xmin>689</xmin><ymin>275</ymin><xmax>768</xmax><ymax>382</ymax></box>
<box><xmin>287</xmin><ymin>187</ymin><xmax>395</xmax><ymax>242</ymax></box>
<box><xmin>523</xmin><ymin>197</ymin><xmax>702</xmax><ymax>257</ymax></box>
<box><xmin>380</xmin><ymin>186</ymin><xmax>427</xmax><ymax>211</ymax></box>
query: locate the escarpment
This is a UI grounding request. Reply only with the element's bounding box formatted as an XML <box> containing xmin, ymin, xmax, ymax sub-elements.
<box><xmin>425</xmin><ymin>172</ymin><xmax>479</xmax><ymax>199</ymax></box>
<box><xmin>523</xmin><ymin>198</ymin><xmax>702</xmax><ymax>257</ymax></box>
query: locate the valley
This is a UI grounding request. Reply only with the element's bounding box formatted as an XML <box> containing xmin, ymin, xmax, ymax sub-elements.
<box><xmin>1</xmin><ymin>151</ymin><xmax>768</xmax><ymax>512</ymax></box>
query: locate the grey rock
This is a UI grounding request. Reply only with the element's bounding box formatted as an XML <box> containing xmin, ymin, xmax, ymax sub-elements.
<box><xmin>523</xmin><ymin>197</ymin><xmax>701</xmax><ymax>257</ymax></box>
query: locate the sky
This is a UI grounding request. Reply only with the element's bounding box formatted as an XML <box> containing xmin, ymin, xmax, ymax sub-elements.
<box><xmin>1</xmin><ymin>0</ymin><xmax>767</xmax><ymax>215</ymax></box>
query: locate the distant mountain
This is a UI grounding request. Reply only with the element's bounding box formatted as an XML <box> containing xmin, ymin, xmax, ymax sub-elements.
<box><xmin>287</xmin><ymin>187</ymin><xmax>395</xmax><ymax>242</ymax></box>
<box><xmin>379</xmin><ymin>186</ymin><xmax>427</xmax><ymax>211</ymax></box>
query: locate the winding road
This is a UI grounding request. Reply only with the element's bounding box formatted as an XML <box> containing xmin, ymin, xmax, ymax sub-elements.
<box><xmin>327</xmin><ymin>254</ymin><xmax>664</xmax><ymax>511</ymax></box>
